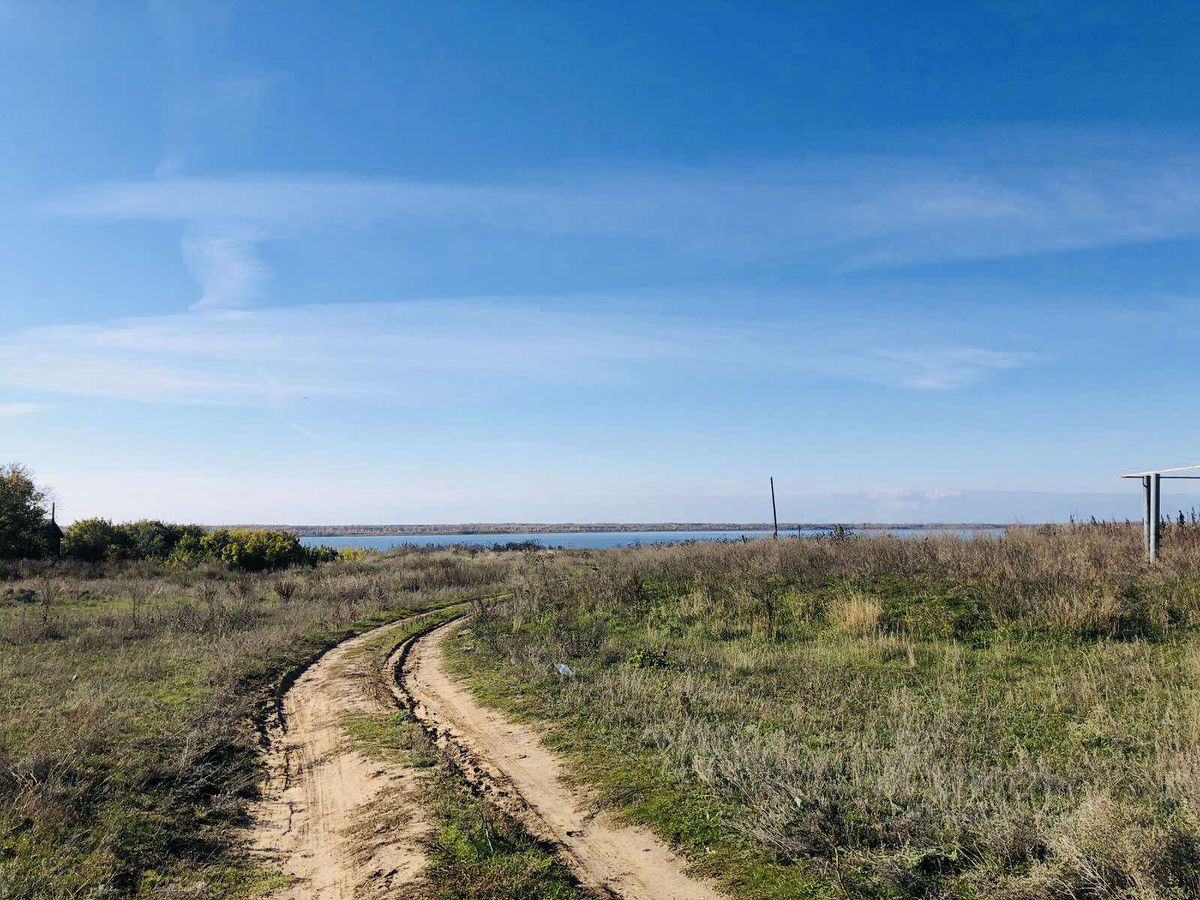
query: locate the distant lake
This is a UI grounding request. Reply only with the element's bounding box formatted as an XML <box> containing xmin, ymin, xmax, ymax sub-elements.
<box><xmin>300</xmin><ymin>527</ymin><xmax>1003</xmax><ymax>551</ymax></box>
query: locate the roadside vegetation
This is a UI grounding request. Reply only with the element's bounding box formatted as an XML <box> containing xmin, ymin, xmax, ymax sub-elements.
<box><xmin>1</xmin><ymin>462</ymin><xmax>335</xmax><ymax>569</ymax></box>
<box><xmin>452</xmin><ymin>526</ymin><xmax>1200</xmax><ymax>899</ymax></box>
<box><xmin>420</xmin><ymin>772</ymin><xmax>585</xmax><ymax>900</ymax></box>
<box><xmin>0</xmin><ymin>548</ymin><xmax>510</xmax><ymax>898</ymax></box>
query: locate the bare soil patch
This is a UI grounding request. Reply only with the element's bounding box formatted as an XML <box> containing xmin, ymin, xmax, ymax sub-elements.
<box><xmin>251</xmin><ymin>618</ymin><xmax>431</xmax><ymax>899</ymax></box>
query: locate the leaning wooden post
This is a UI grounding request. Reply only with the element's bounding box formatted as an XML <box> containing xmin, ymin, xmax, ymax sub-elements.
<box><xmin>770</xmin><ymin>476</ymin><xmax>779</xmax><ymax>539</ymax></box>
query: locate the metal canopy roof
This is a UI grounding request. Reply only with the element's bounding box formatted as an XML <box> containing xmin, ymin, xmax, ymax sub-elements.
<box><xmin>1122</xmin><ymin>464</ymin><xmax>1200</xmax><ymax>479</ymax></box>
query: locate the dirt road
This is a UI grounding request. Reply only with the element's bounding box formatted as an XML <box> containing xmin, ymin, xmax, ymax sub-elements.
<box><xmin>250</xmin><ymin>619</ymin><xmax>431</xmax><ymax>899</ymax></box>
<box><xmin>251</xmin><ymin>611</ymin><xmax>722</xmax><ymax>898</ymax></box>
<box><xmin>395</xmin><ymin>618</ymin><xmax>723</xmax><ymax>900</ymax></box>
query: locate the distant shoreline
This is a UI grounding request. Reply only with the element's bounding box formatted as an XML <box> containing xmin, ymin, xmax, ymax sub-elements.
<box><xmin>224</xmin><ymin>522</ymin><xmax>1011</xmax><ymax>537</ymax></box>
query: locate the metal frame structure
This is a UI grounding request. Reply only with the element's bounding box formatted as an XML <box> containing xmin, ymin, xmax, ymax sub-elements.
<box><xmin>1122</xmin><ymin>464</ymin><xmax>1200</xmax><ymax>562</ymax></box>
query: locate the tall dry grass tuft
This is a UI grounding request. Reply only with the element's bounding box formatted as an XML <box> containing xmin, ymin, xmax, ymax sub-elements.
<box><xmin>1030</xmin><ymin>792</ymin><xmax>1200</xmax><ymax>898</ymax></box>
<box><xmin>827</xmin><ymin>591</ymin><xmax>883</xmax><ymax>635</ymax></box>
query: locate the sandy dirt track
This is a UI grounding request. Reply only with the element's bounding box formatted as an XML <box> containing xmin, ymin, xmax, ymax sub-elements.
<box><xmin>251</xmin><ymin>619</ymin><xmax>430</xmax><ymax>899</ymax></box>
<box><xmin>396</xmin><ymin>618</ymin><xmax>724</xmax><ymax>900</ymax></box>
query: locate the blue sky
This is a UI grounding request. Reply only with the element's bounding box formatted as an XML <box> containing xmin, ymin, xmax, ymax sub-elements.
<box><xmin>4</xmin><ymin>1</ymin><xmax>1200</xmax><ymax>524</ymax></box>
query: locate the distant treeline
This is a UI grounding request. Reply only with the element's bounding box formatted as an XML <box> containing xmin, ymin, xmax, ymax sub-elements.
<box><xmin>257</xmin><ymin>522</ymin><xmax>1009</xmax><ymax>537</ymax></box>
<box><xmin>59</xmin><ymin>519</ymin><xmax>336</xmax><ymax>570</ymax></box>
<box><xmin>1</xmin><ymin>462</ymin><xmax>334</xmax><ymax>570</ymax></box>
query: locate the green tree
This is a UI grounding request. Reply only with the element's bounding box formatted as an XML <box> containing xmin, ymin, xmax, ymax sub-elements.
<box><xmin>63</xmin><ymin>518</ymin><xmax>126</xmax><ymax>563</ymax></box>
<box><xmin>119</xmin><ymin>520</ymin><xmax>199</xmax><ymax>559</ymax></box>
<box><xmin>0</xmin><ymin>463</ymin><xmax>50</xmax><ymax>559</ymax></box>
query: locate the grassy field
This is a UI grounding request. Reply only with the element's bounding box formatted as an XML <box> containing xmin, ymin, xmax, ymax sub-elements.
<box><xmin>450</xmin><ymin>526</ymin><xmax>1200</xmax><ymax>899</ymax></box>
<box><xmin>7</xmin><ymin>527</ymin><xmax>1200</xmax><ymax>899</ymax></box>
<box><xmin>0</xmin><ymin>549</ymin><xmax>513</xmax><ymax>898</ymax></box>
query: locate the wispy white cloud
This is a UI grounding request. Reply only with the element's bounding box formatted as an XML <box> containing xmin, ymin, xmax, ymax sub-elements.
<box><xmin>0</xmin><ymin>297</ymin><xmax>1040</xmax><ymax>405</ymax></box>
<box><xmin>864</xmin><ymin>487</ymin><xmax>967</xmax><ymax>514</ymax></box>
<box><xmin>866</xmin><ymin>347</ymin><xmax>1041</xmax><ymax>390</ymax></box>
<box><xmin>43</xmin><ymin>133</ymin><xmax>1200</xmax><ymax>297</ymax></box>
<box><xmin>181</xmin><ymin>228</ymin><xmax>267</xmax><ymax>309</ymax></box>
<box><xmin>0</xmin><ymin>402</ymin><xmax>45</xmax><ymax>418</ymax></box>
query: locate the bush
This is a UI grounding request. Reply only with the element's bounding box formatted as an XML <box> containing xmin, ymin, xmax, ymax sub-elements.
<box><xmin>58</xmin><ymin>521</ymin><xmax>314</xmax><ymax>572</ymax></box>
<box><xmin>62</xmin><ymin>517</ymin><xmax>126</xmax><ymax>562</ymax></box>
<box><xmin>63</xmin><ymin>519</ymin><xmax>207</xmax><ymax>564</ymax></box>
<box><xmin>122</xmin><ymin>520</ymin><xmax>200</xmax><ymax>560</ymax></box>
<box><xmin>196</xmin><ymin>528</ymin><xmax>308</xmax><ymax>572</ymax></box>
<box><xmin>305</xmin><ymin>544</ymin><xmax>339</xmax><ymax>565</ymax></box>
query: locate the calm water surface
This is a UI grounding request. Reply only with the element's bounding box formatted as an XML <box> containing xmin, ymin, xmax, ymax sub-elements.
<box><xmin>300</xmin><ymin>527</ymin><xmax>1002</xmax><ymax>551</ymax></box>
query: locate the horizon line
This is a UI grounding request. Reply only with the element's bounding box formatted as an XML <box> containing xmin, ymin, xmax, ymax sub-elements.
<box><xmin>224</xmin><ymin>521</ymin><xmax>1022</xmax><ymax>535</ymax></box>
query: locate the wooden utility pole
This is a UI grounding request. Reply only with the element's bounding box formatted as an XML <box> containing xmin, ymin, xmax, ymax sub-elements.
<box><xmin>770</xmin><ymin>476</ymin><xmax>779</xmax><ymax>539</ymax></box>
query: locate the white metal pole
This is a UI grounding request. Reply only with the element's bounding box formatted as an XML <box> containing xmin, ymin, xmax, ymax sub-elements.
<box><xmin>1144</xmin><ymin>476</ymin><xmax>1152</xmax><ymax>561</ymax></box>
<box><xmin>1151</xmin><ymin>472</ymin><xmax>1162</xmax><ymax>562</ymax></box>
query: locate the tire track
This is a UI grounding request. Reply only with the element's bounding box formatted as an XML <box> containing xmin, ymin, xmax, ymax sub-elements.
<box><xmin>391</xmin><ymin>617</ymin><xmax>724</xmax><ymax>900</ymax></box>
<box><xmin>249</xmin><ymin>616</ymin><xmax>433</xmax><ymax>899</ymax></box>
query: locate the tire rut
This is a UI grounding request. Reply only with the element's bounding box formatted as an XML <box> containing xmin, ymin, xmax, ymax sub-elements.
<box><xmin>391</xmin><ymin>618</ymin><xmax>724</xmax><ymax>900</ymax></box>
<box><xmin>249</xmin><ymin>616</ymin><xmax>433</xmax><ymax>899</ymax></box>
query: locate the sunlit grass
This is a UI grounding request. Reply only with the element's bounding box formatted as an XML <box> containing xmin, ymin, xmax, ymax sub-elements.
<box><xmin>453</xmin><ymin>528</ymin><xmax>1200</xmax><ymax>899</ymax></box>
<box><xmin>0</xmin><ymin>550</ymin><xmax>510</xmax><ymax>898</ymax></box>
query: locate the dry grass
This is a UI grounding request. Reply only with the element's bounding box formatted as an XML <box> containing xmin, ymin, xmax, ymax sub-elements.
<box><xmin>827</xmin><ymin>591</ymin><xmax>883</xmax><ymax>635</ymax></box>
<box><xmin>0</xmin><ymin>548</ymin><xmax>514</xmax><ymax>898</ymax></box>
<box><xmin>453</xmin><ymin>525</ymin><xmax>1200</xmax><ymax>899</ymax></box>
<box><xmin>9</xmin><ymin>525</ymin><xmax>1200</xmax><ymax>898</ymax></box>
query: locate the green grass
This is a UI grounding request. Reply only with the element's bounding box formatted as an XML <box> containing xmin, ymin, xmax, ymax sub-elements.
<box><xmin>450</xmin><ymin>531</ymin><xmax>1200</xmax><ymax>899</ymax></box>
<box><xmin>421</xmin><ymin>773</ymin><xmax>586</xmax><ymax>900</ymax></box>
<box><xmin>447</xmin><ymin>629</ymin><xmax>834</xmax><ymax>900</ymax></box>
<box><xmin>342</xmin><ymin>711</ymin><xmax>440</xmax><ymax>767</ymax></box>
<box><xmin>337</xmin><ymin>605</ymin><xmax>468</xmax><ymax>768</ymax></box>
